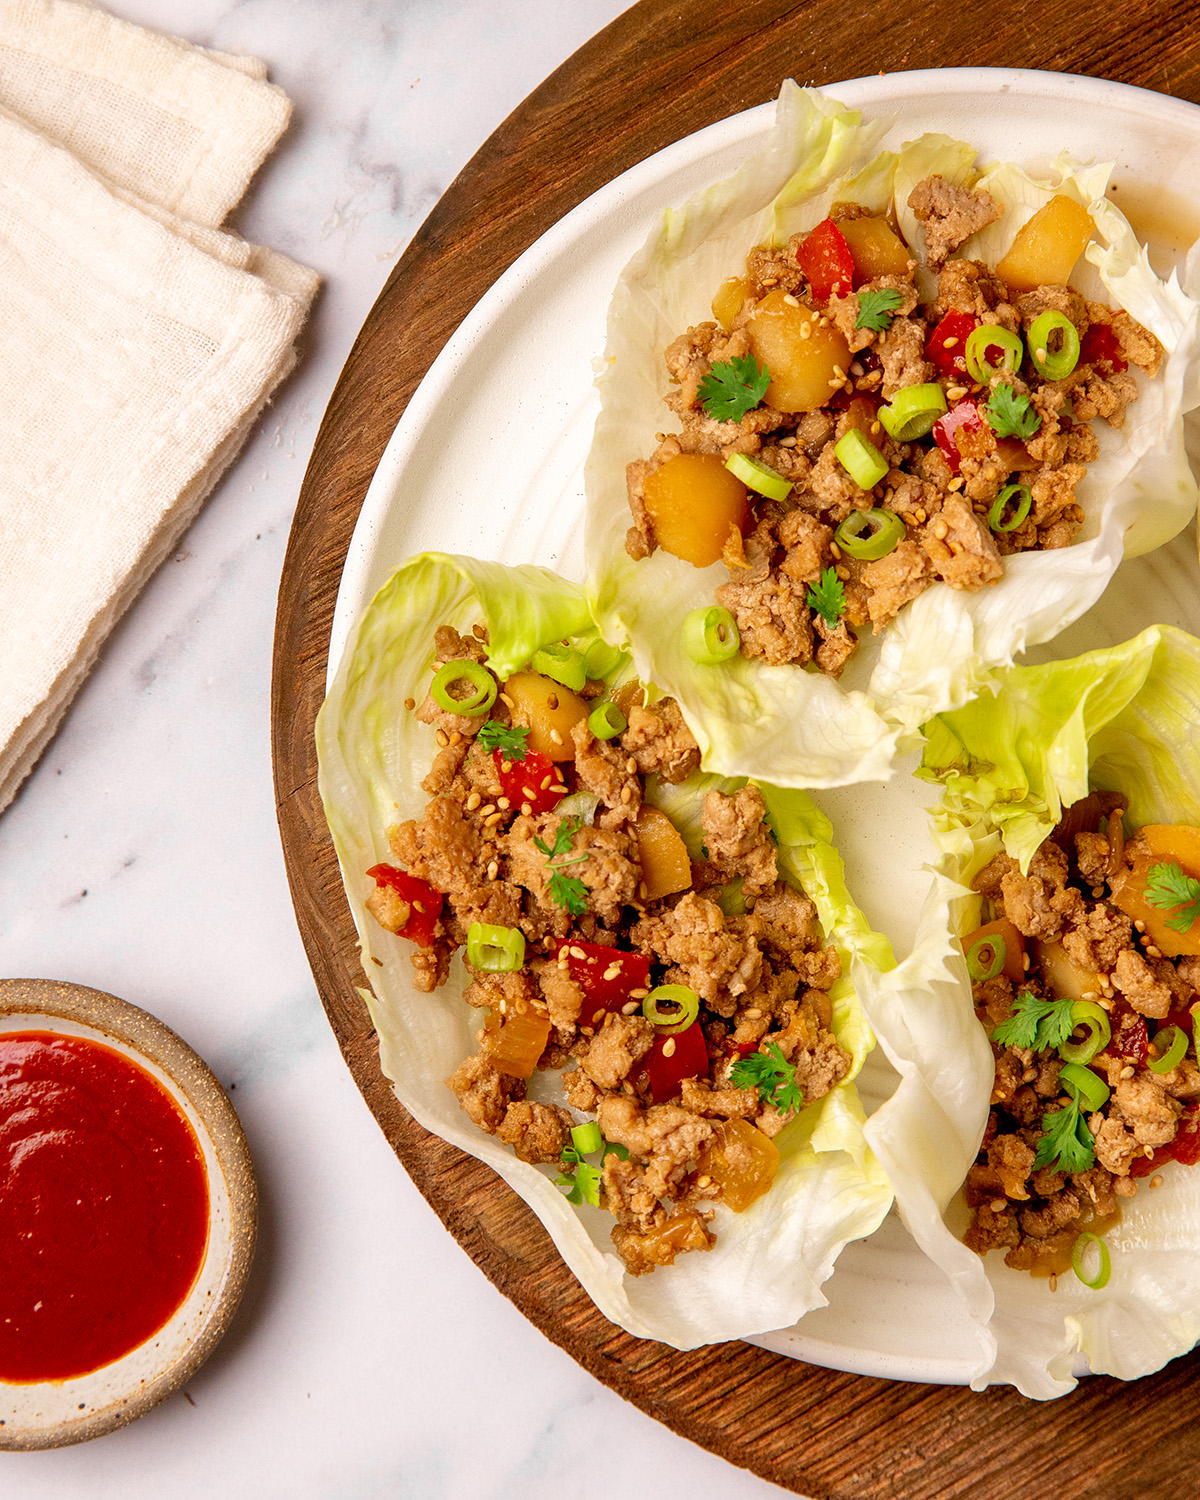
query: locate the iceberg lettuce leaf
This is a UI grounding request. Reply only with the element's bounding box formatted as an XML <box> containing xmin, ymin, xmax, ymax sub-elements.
<box><xmin>317</xmin><ymin>551</ymin><xmax>893</xmax><ymax>1348</ymax></box>
<box><xmin>868</xmin><ymin>626</ymin><xmax>1200</xmax><ymax>1395</ymax></box>
<box><xmin>585</xmin><ymin>84</ymin><xmax>1200</xmax><ymax>786</ymax></box>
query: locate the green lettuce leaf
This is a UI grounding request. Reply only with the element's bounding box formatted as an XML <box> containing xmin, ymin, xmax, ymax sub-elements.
<box><xmin>864</xmin><ymin>625</ymin><xmax>1200</xmax><ymax>1396</ymax></box>
<box><xmin>585</xmin><ymin>83</ymin><xmax>1200</xmax><ymax>787</ymax></box>
<box><xmin>317</xmin><ymin>550</ymin><xmax>893</xmax><ymax>1348</ymax></box>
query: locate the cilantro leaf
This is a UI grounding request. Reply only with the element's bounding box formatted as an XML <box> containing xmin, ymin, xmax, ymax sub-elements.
<box><xmin>1145</xmin><ymin>860</ymin><xmax>1200</xmax><ymax>934</ymax></box>
<box><xmin>1033</xmin><ymin>1098</ymin><xmax>1096</xmax><ymax>1174</ymax></box>
<box><xmin>533</xmin><ymin>815</ymin><xmax>582</xmax><ymax>863</ymax></box>
<box><xmin>992</xmin><ymin>990</ymin><xmax>1077</xmax><ymax>1054</ymax></box>
<box><xmin>477</xmin><ymin>720</ymin><xmax>529</xmax><ymax>757</ymax></box>
<box><xmin>547</xmin><ymin>870</ymin><xmax>589</xmax><ymax>916</ymax></box>
<box><xmin>697</xmin><ymin>355</ymin><xmax>771</xmax><ymax>422</ymax></box>
<box><xmin>554</xmin><ymin>1158</ymin><xmax>602</xmax><ymax>1206</ymax></box>
<box><xmin>730</xmin><ymin>1042</ymin><xmax>804</xmax><ymax>1112</ymax></box>
<box><xmin>983</xmin><ymin>383</ymin><xmax>1041</xmax><ymax>440</ymax></box>
<box><xmin>855</xmin><ymin>287</ymin><xmax>905</xmax><ymax>332</ymax></box>
<box><xmin>805</xmin><ymin>566</ymin><xmax>846</xmax><ymax>629</ymax></box>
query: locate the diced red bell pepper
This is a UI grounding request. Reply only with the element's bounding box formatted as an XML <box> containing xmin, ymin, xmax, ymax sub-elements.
<box><xmin>494</xmin><ymin>746</ymin><xmax>567</xmax><ymax>814</ymax></box>
<box><xmin>644</xmin><ymin>1022</ymin><xmax>710</xmax><ymax>1104</ymax></box>
<box><xmin>925</xmin><ymin>310</ymin><xmax>978</xmax><ymax>378</ymax></box>
<box><xmin>1110</xmin><ymin>1004</ymin><xmax>1149</xmax><ymax>1068</ymax></box>
<box><xmin>1080</xmin><ymin>322</ymin><xmax>1127</xmax><ymax>372</ymax></box>
<box><xmin>1130</xmin><ymin>1105</ymin><xmax>1200</xmax><ymax>1178</ymax></box>
<box><xmin>931</xmin><ymin>397</ymin><xmax>990</xmax><ymax>474</ymax></box>
<box><xmin>366</xmin><ymin>863</ymin><xmax>444</xmax><ymax>947</ymax></box>
<box><xmin>795</xmin><ymin>218</ymin><xmax>854</xmax><ymax>304</ymax></box>
<box><xmin>563</xmin><ymin>941</ymin><xmax>652</xmax><ymax>1029</ymax></box>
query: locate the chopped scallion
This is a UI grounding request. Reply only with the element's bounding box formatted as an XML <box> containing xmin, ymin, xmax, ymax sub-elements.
<box><xmin>834</xmin><ymin>428</ymin><xmax>889</xmax><ymax>490</ymax></box>
<box><xmin>531</xmin><ymin>643</ymin><xmax>587</xmax><ymax>691</ymax></box>
<box><xmin>641</xmin><ymin>984</ymin><xmax>701</xmax><ymax>1034</ymax></box>
<box><xmin>581</xmin><ymin>638</ymin><xmax>628</xmax><ymax>681</ymax></box>
<box><xmin>1059</xmin><ymin>1061</ymin><xmax>1110</xmax><ymax>1113</ymax></box>
<box><xmin>430</xmin><ymin>659</ymin><xmax>497</xmax><ymax>716</ymax></box>
<box><xmin>1148</xmin><ymin>1024</ymin><xmax>1189</xmax><ymax>1075</ymax></box>
<box><xmin>1071</xmin><ymin>1231</ymin><xmax>1111</xmax><ymax>1290</ymax></box>
<box><xmin>465</xmin><ymin>921</ymin><xmax>525</xmax><ymax>973</ymax></box>
<box><xmin>964</xmin><ymin>324</ymin><xmax>1024</xmax><ymax>383</ymax></box>
<box><xmin>587</xmin><ymin>701</ymin><xmax>627</xmax><ymax>740</ymax></box>
<box><xmin>723</xmin><ymin>451</ymin><xmax>793</xmax><ymax>502</ymax></box>
<box><xmin>682</xmin><ymin>605</ymin><xmax>740</xmax><ymax>665</ymax></box>
<box><xmin>878</xmin><ymin>382</ymin><xmax>947</xmax><ymax>441</ymax></box>
<box><xmin>965</xmin><ymin>934</ymin><xmax>1006</xmax><ymax>983</ymax></box>
<box><xmin>833</xmin><ymin>507</ymin><xmax>905</xmax><ymax>561</ymax></box>
<box><xmin>570</xmin><ymin>1121</ymin><xmax>603</xmax><ymax>1156</ymax></box>
<box><xmin>988</xmin><ymin>483</ymin><xmax>1033</xmax><ymax>533</ymax></box>
<box><xmin>1059</xmin><ymin>1001</ymin><xmax>1111</xmax><ymax>1066</ymax></box>
<box><xmin>1027</xmin><ymin>309</ymin><xmax>1081</xmax><ymax>380</ymax></box>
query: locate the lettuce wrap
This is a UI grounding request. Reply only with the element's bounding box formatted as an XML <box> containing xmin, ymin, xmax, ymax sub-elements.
<box><xmin>585</xmin><ymin>82</ymin><xmax>1200</xmax><ymax>790</ymax></box>
<box><xmin>859</xmin><ymin>625</ymin><xmax>1200</xmax><ymax>1396</ymax></box>
<box><xmin>316</xmin><ymin>550</ymin><xmax>894</xmax><ymax>1348</ymax></box>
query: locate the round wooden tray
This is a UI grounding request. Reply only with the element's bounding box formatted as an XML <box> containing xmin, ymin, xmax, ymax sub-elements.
<box><xmin>272</xmin><ymin>4</ymin><xmax>1200</xmax><ymax>1495</ymax></box>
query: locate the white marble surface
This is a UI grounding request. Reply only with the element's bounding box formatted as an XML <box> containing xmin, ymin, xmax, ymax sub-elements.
<box><xmin>0</xmin><ymin>2</ymin><xmax>795</xmax><ymax>1496</ymax></box>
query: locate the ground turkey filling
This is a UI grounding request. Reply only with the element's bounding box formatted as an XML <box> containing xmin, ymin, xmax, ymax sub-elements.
<box><xmin>366</xmin><ymin>625</ymin><xmax>852</xmax><ymax>1276</ymax></box>
<box><xmin>626</xmin><ymin>175</ymin><xmax>1163</xmax><ymax>678</ymax></box>
<box><xmin>964</xmin><ymin>793</ymin><xmax>1200</xmax><ymax>1277</ymax></box>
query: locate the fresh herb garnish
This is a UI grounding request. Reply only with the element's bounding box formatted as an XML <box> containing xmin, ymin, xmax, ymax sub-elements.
<box><xmin>983</xmin><ymin>383</ymin><xmax>1041</xmax><ymax>440</ymax></box>
<box><xmin>805</xmin><ymin>566</ymin><xmax>846</xmax><ymax>629</ymax></box>
<box><xmin>534</xmin><ymin>815</ymin><xmax>589</xmax><ymax>915</ymax></box>
<box><xmin>855</xmin><ymin>287</ymin><xmax>905</xmax><ymax>332</ymax></box>
<box><xmin>697</xmin><ymin>354</ymin><xmax>771</xmax><ymax>422</ymax></box>
<box><xmin>992</xmin><ymin>989</ymin><xmax>1077</xmax><ymax>1054</ymax></box>
<box><xmin>477</xmin><ymin>720</ymin><xmax>530</xmax><ymax>757</ymax></box>
<box><xmin>1145</xmin><ymin>860</ymin><xmax>1200</xmax><ymax>934</ymax></box>
<box><xmin>553</xmin><ymin>1139</ymin><xmax>628</xmax><ymax>1206</ymax></box>
<box><xmin>1033</xmin><ymin>1097</ymin><xmax>1096</xmax><ymax>1174</ymax></box>
<box><xmin>730</xmin><ymin>1041</ymin><xmax>804</xmax><ymax>1112</ymax></box>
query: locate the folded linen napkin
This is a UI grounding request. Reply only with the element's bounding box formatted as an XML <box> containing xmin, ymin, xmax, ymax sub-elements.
<box><xmin>0</xmin><ymin>0</ymin><xmax>318</xmax><ymax>813</ymax></box>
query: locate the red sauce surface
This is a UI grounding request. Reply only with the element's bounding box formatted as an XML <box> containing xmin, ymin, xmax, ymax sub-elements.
<box><xmin>0</xmin><ymin>1031</ymin><xmax>210</xmax><ymax>1383</ymax></box>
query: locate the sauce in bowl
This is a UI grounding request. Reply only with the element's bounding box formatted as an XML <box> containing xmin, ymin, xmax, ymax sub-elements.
<box><xmin>0</xmin><ymin>1031</ymin><xmax>210</xmax><ymax>1383</ymax></box>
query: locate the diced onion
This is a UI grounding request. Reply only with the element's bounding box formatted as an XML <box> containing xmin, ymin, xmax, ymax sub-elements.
<box><xmin>964</xmin><ymin>323</ymin><xmax>1024</xmax><ymax>382</ymax></box>
<box><xmin>570</xmin><ymin>1121</ymin><xmax>603</xmax><ymax>1156</ymax></box>
<box><xmin>430</xmin><ymin>660</ymin><xmax>497</xmax><ymax>716</ymax></box>
<box><xmin>878</xmin><ymin>382</ymin><xmax>948</xmax><ymax>441</ymax></box>
<box><xmin>1059</xmin><ymin>1061</ymin><xmax>1110</xmax><ymax>1112</ymax></box>
<box><xmin>1148</xmin><ymin>1024</ymin><xmax>1189</xmax><ymax>1075</ymax></box>
<box><xmin>723</xmin><ymin>451</ymin><xmax>793</xmax><ymax>502</ymax></box>
<box><xmin>966</xmin><ymin>934</ymin><xmax>1006</xmax><ymax>982</ymax></box>
<box><xmin>834</xmin><ymin>428</ymin><xmax>889</xmax><ymax>489</ymax></box>
<box><xmin>1071</xmin><ymin>1231</ymin><xmax>1112</xmax><ymax>1290</ymax></box>
<box><xmin>466</xmin><ymin>921</ymin><xmax>526</xmax><ymax>973</ymax></box>
<box><xmin>834</xmin><ymin>507</ymin><xmax>905</xmax><ymax>560</ymax></box>
<box><xmin>588</xmin><ymin>701</ymin><xmax>627</xmax><ymax>740</ymax></box>
<box><xmin>1028</xmin><ymin>310</ymin><xmax>1081</xmax><ymax>380</ymax></box>
<box><xmin>682</xmin><ymin>605</ymin><xmax>740</xmax><ymax>665</ymax></box>
<box><xmin>642</xmin><ymin>984</ymin><xmax>701</xmax><ymax>1034</ymax></box>
<box><xmin>531</xmin><ymin>643</ymin><xmax>587</xmax><ymax>691</ymax></box>
<box><xmin>1059</xmin><ymin>1001</ymin><xmax>1112</xmax><ymax>1065</ymax></box>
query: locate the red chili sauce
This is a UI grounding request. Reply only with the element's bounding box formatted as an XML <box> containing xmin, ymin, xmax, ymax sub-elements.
<box><xmin>0</xmin><ymin>1031</ymin><xmax>209</xmax><ymax>1382</ymax></box>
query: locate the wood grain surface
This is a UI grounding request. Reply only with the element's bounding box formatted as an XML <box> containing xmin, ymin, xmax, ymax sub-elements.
<box><xmin>271</xmin><ymin>3</ymin><xmax>1200</xmax><ymax>1495</ymax></box>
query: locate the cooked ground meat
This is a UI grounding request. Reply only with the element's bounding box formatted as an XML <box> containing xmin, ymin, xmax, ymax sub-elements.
<box><xmin>625</xmin><ymin>172</ymin><xmax>1162</xmax><ymax>674</ymax></box>
<box><xmin>366</xmin><ymin>638</ymin><xmax>854</xmax><ymax>1276</ymax></box>
<box><xmin>963</xmin><ymin>793</ymin><xmax>1200</xmax><ymax>1276</ymax></box>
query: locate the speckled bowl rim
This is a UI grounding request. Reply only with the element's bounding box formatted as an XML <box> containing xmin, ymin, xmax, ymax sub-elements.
<box><xmin>0</xmin><ymin>978</ymin><xmax>257</xmax><ymax>1450</ymax></box>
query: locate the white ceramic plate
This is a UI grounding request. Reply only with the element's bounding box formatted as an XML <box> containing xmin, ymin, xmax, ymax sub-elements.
<box><xmin>328</xmin><ymin>68</ymin><xmax>1200</xmax><ymax>1384</ymax></box>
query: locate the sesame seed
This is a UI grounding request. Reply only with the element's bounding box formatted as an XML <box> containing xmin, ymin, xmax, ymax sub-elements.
<box><xmin>404</xmin><ymin>697</ymin><xmax>416</xmax><ymax>711</ymax></box>
<box><xmin>499</xmin><ymin>1000</ymin><xmax>508</xmax><ymax>1015</ymax></box>
<box><xmin>799</xmin><ymin>321</ymin><xmax>812</xmax><ymax>339</ymax></box>
<box><xmin>521</xmin><ymin>802</ymin><xmax>533</xmax><ymax>816</ymax></box>
<box><xmin>547</xmin><ymin>693</ymin><xmax>559</xmax><ymax>710</ymax></box>
<box><xmin>496</xmin><ymin>797</ymin><xmax>510</xmax><ymax>810</ymax></box>
<box><xmin>744</xmin><ymin>1008</ymin><xmax>763</xmax><ymax>1019</ymax></box>
<box><xmin>835</xmin><ymin>564</ymin><xmax>850</xmax><ymax>580</ymax></box>
<box><xmin>783</xmin><ymin>293</ymin><xmax>800</xmax><ymax>307</ymax></box>
<box><xmin>620</xmin><ymin>785</ymin><xmax>633</xmax><ymax>804</ymax></box>
<box><xmin>603</xmin><ymin>964</ymin><xmax>621</xmax><ymax>981</ymax></box>
<box><xmin>830</xmin><ymin>541</ymin><xmax>842</xmax><ymax>559</ymax></box>
<box><xmin>626</xmin><ymin>758</ymin><xmax>638</xmax><ymax>774</ymax></box>
<box><xmin>449</xmin><ymin>731</ymin><xmax>462</xmax><ymax>746</ymax></box>
<box><xmin>479</xmin><ymin>803</ymin><xmax>496</xmax><ymax>817</ymax></box>
<box><xmin>485</xmin><ymin>812</ymin><xmax>503</xmax><ymax>828</ymax></box>
<box><xmin>1151</xmin><ymin>1174</ymin><xmax>1164</xmax><ymax>1189</ymax></box>
<box><xmin>486</xmin><ymin>861</ymin><xmax>499</xmax><ymax>880</ymax></box>
<box><xmin>989</xmin><ymin>1198</ymin><xmax>1007</xmax><ymax>1213</ymax></box>
<box><xmin>621</xmin><ymin>1001</ymin><xmax>641</xmax><ymax>1015</ymax></box>
<box><xmin>466</xmin><ymin>791</ymin><xmax>482</xmax><ymax>811</ymax></box>
<box><xmin>1146</xmin><ymin>945</ymin><xmax>1163</xmax><ymax>959</ymax></box>
<box><xmin>947</xmin><ymin>384</ymin><xmax>968</xmax><ymax>401</ymax></box>
<box><xmin>435</xmin><ymin>729</ymin><xmax>449</xmax><ymax>748</ymax></box>
<box><xmin>697</xmin><ymin>1175</ymin><xmax>713</xmax><ymax>1188</ymax></box>
<box><xmin>948</xmin><ymin>476</ymin><xmax>964</xmax><ymax>492</ymax></box>
<box><xmin>914</xmin><ymin>508</ymin><xmax>927</xmax><ymax>523</ymax></box>
<box><xmin>662</xmin><ymin>1037</ymin><xmax>677</xmax><ymax>1058</ymax></box>
<box><xmin>499</xmin><ymin>693</ymin><xmax>514</xmax><ymax>708</ymax></box>
<box><xmin>570</xmin><ymin>946</ymin><xmax>587</xmax><ymax>960</ymax></box>
<box><xmin>541</xmin><ymin>774</ymin><xmax>552</xmax><ymax>789</ymax></box>
<box><xmin>413</xmin><ymin>900</ymin><xmax>425</xmax><ymax>915</ymax></box>
<box><xmin>549</xmin><ymin>728</ymin><xmax>564</xmax><ymax>745</ymax></box>
<box><xmin>629</xmin><ymin>988</ymin><xmax>649</xmax><ymax>1000</ymax></box>
<box><xmin>1120</xmin><ymin>1064</ymin><xmax>1136</xmax><ymax>1079</ymax></box>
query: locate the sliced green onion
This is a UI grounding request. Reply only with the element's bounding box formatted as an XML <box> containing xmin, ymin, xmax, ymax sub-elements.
<box><xmin>570</xmin><ymin>1121</ymin><xmax>603</xmax><ymax>1156</ymax></box>
<box><xmin>878</xmin><ymin>382</ymin><xmax>948</xmax><ymax>441</ymax></box>
<box><xmin>1059</xmin><ymin>1001</ymin><xmax>1112</xmax><ymax>1065</ymax></box>
<box><xmin>580</xmin><ymin>638</ymin><xmax>628</xmax><ymax>681</ymax></box>
<box><xmin>531</xmin><ymin>643</ymin><xmax>587</xmax><ymax>691</ymax></box>
<box><xmin>724</xmin><ymin>451</ymin><xmax>793</xmax><ymax>501</ymax></box>
<box><xmin>1071</xmin><ymin>1231</ymin><xmax>1111</xmax><ymax>1290</ymax></box>
<box><xmin>965</xmin><ymin>934</ymin><xmax>1006</xmax><ymax>983</ymax></box>
<box><xmin>988</xmin><ymin>483</ymin><xmax>1033</xmax><ymax>533</ymax></box>
<box><xmin>1060</xmin><ymin>1061</ymin><xmax>1110</xmax><ymax>1113</ymax></box>
<box><xmin>682</xmin><ymin>605</ymin><xmax>740</xmax><ymax>665</ymax></box>
<box><xmin>465</xmin><ymin>921</ymin><xmax>525</xmax><ymax>973</ymax></box>
<box><xmin>642</xmin><ymin>984</ymin><xmax>700</xmax><ymax>1034</ymax></box>
<box><xmin>964</xmin><ymin>323</ymin><xmax>1024</xmax><ymax>383</ymax></box>
<box><xmin>834</xmin><ymin>428</ymin><xmax>889</xmax><ymax>490</ymax></box>
<box><xmin>834</xmin><ymin>507</ymin><xmax>905</xmax><ymax>561</ymax></box>
<box><xmin>1028</xmin><ymin>310</ymin><xmax>1081</xmax><ymax>380</ymax></box>
<box><xmin>1149</xmin><ymin>1024</ymin><xmax>1189</xmax><ymax>1075</ymax></box>
<box><xmin>430</xmin><ymin>659</ymin><xmax>497</xmax><ymax>716</ymax></box>
<box><xmin>587</xmin><ymin>701</ymin><xmax>627</xmax><ymax>740</ymax></box>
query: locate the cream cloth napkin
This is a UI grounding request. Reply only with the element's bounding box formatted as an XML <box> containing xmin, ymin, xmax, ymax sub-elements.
<box><xmin>0</xmin><ymin>0</ymin><xmax>318</xmax><ymax>813</ymax></box>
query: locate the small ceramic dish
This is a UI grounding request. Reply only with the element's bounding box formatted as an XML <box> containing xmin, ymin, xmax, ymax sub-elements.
<box><xmin>0</xmin><ymin>978</ymin><xmax>257</xmax><ymax>1450</ymax></box>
